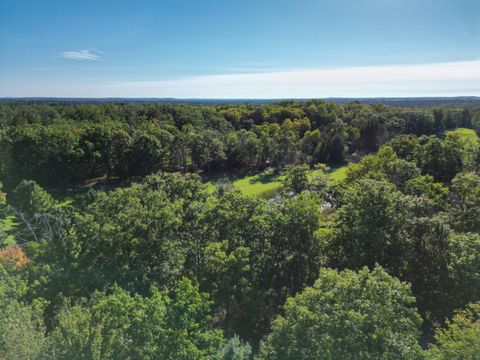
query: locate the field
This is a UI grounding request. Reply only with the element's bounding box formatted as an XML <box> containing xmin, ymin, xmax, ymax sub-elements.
<box><xmin>447</xmin><ymin>127</ymin><xmax>479</xmax><ymax>143</ymax></box>
<box><xmin>206</xmin><ymin>164</ymin><xmax>348</xmax><ymax>198</ymax></box>
<box><xmin>447</xmin><ymin>127</ymin><xmax>479</xmax><ymax>139</ymax></box>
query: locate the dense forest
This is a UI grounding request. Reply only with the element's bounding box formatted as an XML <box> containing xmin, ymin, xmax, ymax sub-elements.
<box><xmin>0</xmin><ymin>100</ymin><xmax>479</xmax><ymax>359</ymax></box>
<box><xmin>0</xmin><ymin>100</ymin><xmax>478</xmax><ymax>190</ymax></box>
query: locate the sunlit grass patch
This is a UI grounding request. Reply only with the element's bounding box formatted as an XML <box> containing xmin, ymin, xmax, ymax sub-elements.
<box><xmin>206</xmin><ymin>163</ymin><xmax>348</xmax><ymax>198</ymax></box>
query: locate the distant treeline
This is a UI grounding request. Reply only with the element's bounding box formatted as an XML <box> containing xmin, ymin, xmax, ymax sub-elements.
<box><xmin>0</xmin><ymin>101</ymin><xmax>478</xmax><ymax>189</ymax></box>
<box><xmin>2</xmin><ymin>96</ymin><xmax>480</xmax><ymax>107</ymax></box>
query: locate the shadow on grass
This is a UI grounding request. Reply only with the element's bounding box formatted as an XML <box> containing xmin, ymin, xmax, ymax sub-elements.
<box><xmin>259</xmin><ymin>187</ymin><xmax>280</xmax><ymax>199</ymax></box>
<box><xmin>248</xmin><ymin>172</ymin><xmax>282</xmax><ymax>185</ymax></box>
<box><xmin>326</xmin><ymin>162</ymin><xmax>349</xmax><ymax>174</ymax></box>
<box><xmin>204</xmin><ymin>168</ymin><xmax>281</xmax><ymax>184</ymax></box>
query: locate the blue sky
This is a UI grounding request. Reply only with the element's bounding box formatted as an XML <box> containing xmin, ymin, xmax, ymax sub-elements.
<box><xmin>0</xmin><ymin>0</ymin><xmax>479</xmax><ymax>98</ymax></box>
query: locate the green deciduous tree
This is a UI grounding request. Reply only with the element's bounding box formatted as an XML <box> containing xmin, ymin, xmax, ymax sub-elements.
<box><xmin>259</xmin><ymin>266</ymin><xmax>423</xmax><ymax>360</ymax></box>
<box><xmin>426</xmin><ymin>302</ymin><xmax>480</xmax><ymax>360</ymax></box>
<box><xmin>45</xmin><ymin>278</ymin><xmax>224</xmax><ymax>360</ymax></box>
<box><xmin>330</xmin><ymin>178</ymin><xmax>409</xmax><ymax>274</ymax></box>
<box><xmin>282</xmin><ymin>164</ymin><xmax>309</xmax><ymax>194</ymax></box>
<box><xmin>450</xmin><ymin>172</ymin><xmax>480</xmax><ymax>232</ymax></box>
<box><xmin>0</xmin><ymin>263</ymin><xmax>45</xmax><ymax>360</ymax></box>
<box><xmin>404</xmin><ymin>175</ymin><xmax>448</xmax><ymax>210</ymax></box>
<box><xmin>446</xmin><ymin>232</ymin><xmax>480</xmax><ymax>315</ymax></box>
<box><xmin>217</xmin><ymin>335</ymin><xmax>252</xmax><ymax>360</ymax></box>
<box><xmin>9</xmin><ymin>180</ymin><xmax>56</xmax><ymax>218</ymax></box>
<box><xmin>415</xmin><ymin>136</ymin><xmax>463</xmax><ymax>183</ymax></box>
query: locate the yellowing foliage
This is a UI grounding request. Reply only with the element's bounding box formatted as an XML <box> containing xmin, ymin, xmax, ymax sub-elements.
<box><xmin>0</xmin><ymin>244</ymin><xmax>29</xmax><ymax>267</ymax></box>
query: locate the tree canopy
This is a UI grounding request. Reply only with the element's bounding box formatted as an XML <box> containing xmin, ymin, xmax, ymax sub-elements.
<box><xmin>0</xmin><ymin>100</ymin><xmax>479</xmax><ymax>358</ymax></box>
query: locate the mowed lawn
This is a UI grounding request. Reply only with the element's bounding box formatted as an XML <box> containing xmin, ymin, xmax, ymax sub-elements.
<box><xmin>316</xmin><ymin>164</ymin><xmax>348</xmax><ymax>184</ymax></box>
<box><xmin>205</xmin><ymin>171</ymin><xmax>283</xmax><ymax>198</ymax></box>
<box><xmin>206</xmin><ymin>164</ymin><xmax>348</xmax><ymax>198</ymax></box>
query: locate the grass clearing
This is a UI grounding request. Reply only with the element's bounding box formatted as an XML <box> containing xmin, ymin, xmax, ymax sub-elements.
<box><xmin>52</xmin><ymin>163</ymin><xmax>350</xmax><ymax>203</ymax></box>
<box><xmin>446</xmin><ymin>128</ymin><xmax>479</xmax><ymax>143</ymax></box>
<box><xmin>205</xmin><ymin>170</ymin><xmax>284</xmax><ymax>198</ymax></box>
<box><xmin>328</xmin><ymin>166</ymin><xmax>348</xmax><ymax>183</ymax></box>
<box><xmin>308</xmin><ymin>164</ymin><xmax>348</xmax><ymax>185</ymax></box>
<box><xmin>205</xmin><ymin>163</ymin><xmax>349</xmax><ymax>198</ymax></box>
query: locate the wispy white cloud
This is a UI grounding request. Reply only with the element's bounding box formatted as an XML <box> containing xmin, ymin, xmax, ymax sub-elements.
<box><xmin>61</xmin><ymin>49</ymin><xmax>101</xmax><ymax>61</ymax></box>
<box><xmin>111</xmin><ymin>60</ymin><xmax>480</xmax><ymax>98</ymax></box>
<box><xmin>2</xmin><ymin>60</ymin><xmax>479</xmax><ymax>97</ymax></box>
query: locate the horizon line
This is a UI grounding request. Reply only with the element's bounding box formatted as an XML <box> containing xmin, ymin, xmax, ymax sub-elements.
<box><xmin>1</xmin><ymin>95</ymin><xmax>480</xmax><ymax>100</ymax></box>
